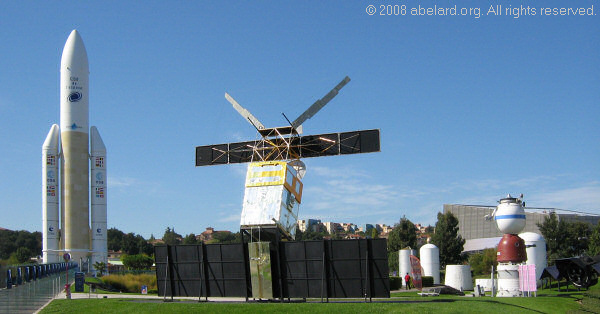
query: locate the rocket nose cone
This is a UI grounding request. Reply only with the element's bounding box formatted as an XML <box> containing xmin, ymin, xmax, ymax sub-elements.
<box><xmin>61</xmin><ymin>29</ymin><xmax>89</xmax><ymax>72</ymax></box>
<box><xmin>90</xmin><ymin>126</ymin><xmax>106</xmax><ymax>153</ymax></box>
<box><xmin>43</xmin><ymin>124</ymin><xmax>61</xmax><ymax>149</ymax></box>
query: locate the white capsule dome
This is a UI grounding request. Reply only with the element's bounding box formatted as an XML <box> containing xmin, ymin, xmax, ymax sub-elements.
<box><xmin>519</xmin><ymin>232</ymin><xmax>547</xmax><ymax>282</ymax></box>
<box><xmin>495</xmin><ymin>195</ymin><xmax>526</xmax><ymax>234</ymax></box>
<box><xmin>399</xmin><ymin>248</ymin><xmax>416</xmax><ymax>287</ymax></box>
<box><xmin>419</xmin><ymin>243</ymin><xmax>440</xmax><ymax>284</ymax></box>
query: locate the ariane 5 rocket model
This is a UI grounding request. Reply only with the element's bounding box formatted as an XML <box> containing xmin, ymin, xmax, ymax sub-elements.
<box><xmin>42</xmin><ymin>30</ymin><xmax>107</xmax><ymax>269</ymax></box>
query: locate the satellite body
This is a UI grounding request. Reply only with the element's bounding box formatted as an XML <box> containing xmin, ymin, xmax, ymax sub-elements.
<box><xmin>240</xmin><ymin>161</ymin><xmax>304</xmax><ymax>238</ymax></box>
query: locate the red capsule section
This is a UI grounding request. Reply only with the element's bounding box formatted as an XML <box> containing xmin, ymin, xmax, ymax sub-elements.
<box><xmin>497</xmin><ymin>234</ymin><xmax>527</xmax><ymax>263</ymax></box>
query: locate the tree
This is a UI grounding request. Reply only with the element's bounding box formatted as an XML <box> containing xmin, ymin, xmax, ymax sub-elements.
<box><xmin>107</xmin><ymin>228</ymin><xmax>125</xmax><ymax>251</ymax></box>
<box><xmin>537</xmin><ymin>213</ymin><xmax>592</xmax><ymax>261</ymax></box>
<box><xmin>138</xmin><ymin>236</ymin><xmax>154</xmax><ymax>256</ymax></box>
<box><xmin>210</xmin><ymin>232</ymin><xmax>237</xmax><ymax>244</ymax></box>
<box><xmin>387</xmin><ymin>218</ymin><xmax>418</xmax><ymax>273</ymax></box>
<box><xmin>588</xmin><ymin>222</ymin><xmax>600</xmax><ymax>256</ymax></box>
<box><xmin>93</xmin><ymin>261</ymin><xmax>107</xmax><ymax>276</ymax></box>
<box><xmin>468</xmin><ymin>248</ymin><xmax>497</xmax><ymax>276</ymax></box>
<box><xmin>183</xmin><ymin>233</ymin><xmax>198</xmax><ymax>244</ymax></box>
<box><xmin>430</xmin><ymin>212</ymin><xmax>465</xmax><ymax>268</ymax></box>
<box><xmin>121</xmin><ymin>254</ymin><xmax>154</xmax><ymax>270</ymax></box>
<box><xmin>297</xmin><ymin>229</ymin><xmax>326</xmax><ymax>241</ymax></box>
<box><xmin>0</xmin><ymin>230</ymin><xmax>41</xmax><ymax>260</ymax></box>
<box><xmin>162</xmin><ymin>227</ymin><xmax>182</xmax><ymax>245</ymax></box>
<box><xmin>121</xmin><ymin>232</ymin><xmax>140</xmax><ymax>255</ymax></box>
<box><xmin>370</xmin><ymin>228</ymin><xmax>379</xmax><ymax>239</ymax></box>
<box><xmin>568</xmin><ymin>222</ymin><xmax>592</xmax><ymax>256</ymax></box>
<box><xmin>15</xmin><ymin>247</ymin><xmax>33</xmax><ymax>263</ymax></box>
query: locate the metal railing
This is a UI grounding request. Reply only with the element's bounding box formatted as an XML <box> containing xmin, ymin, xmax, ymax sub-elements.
<box><xmin>0</xmin><ymin>267</ymin><xmax>77</xmax><ymax>314</ymax></box>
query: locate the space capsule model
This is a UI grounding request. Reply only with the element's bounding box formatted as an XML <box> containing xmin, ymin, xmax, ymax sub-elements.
<box><xmin>494</xmin><ymin>195</ymin><xmax>527</xmax><ymax>263</ymax></box>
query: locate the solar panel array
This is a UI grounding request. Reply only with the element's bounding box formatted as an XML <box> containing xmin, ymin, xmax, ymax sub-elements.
<box><xmin>196</xmin><ymin>129</ymin><xmax>380</xmax><ymax>166</ymax></box>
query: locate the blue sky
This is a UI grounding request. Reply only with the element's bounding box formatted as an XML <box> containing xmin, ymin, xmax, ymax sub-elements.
<box><xmin>0</xmin><ymin>1</ymin><xmax>598</xmax><ymax>238</ymax></box>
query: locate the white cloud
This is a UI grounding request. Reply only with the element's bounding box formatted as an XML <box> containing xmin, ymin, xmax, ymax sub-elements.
<box><xmin>526</xmin><ymin>183</ymin><xmax>600</xmax><ymax>213</ymax></box>
<box><xmin>299</xmin><ymin>170</ymin><xmax>600</xmax><ymax>227</ymax></box>
<box><xmin>108</xmin><ymin>176</ymin><xmax>139</xmax><ymax>188</ymax></box>
<box><xmin>108</xmin><ymin>175</ymin><xmax>162</xmax><ymax>195</ymax></box>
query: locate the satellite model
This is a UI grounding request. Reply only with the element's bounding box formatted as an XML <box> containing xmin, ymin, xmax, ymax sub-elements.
<box><xmin>196</xmin><ymin>76</ymin><xmax>380</xmax><ymax>241</ymax></box>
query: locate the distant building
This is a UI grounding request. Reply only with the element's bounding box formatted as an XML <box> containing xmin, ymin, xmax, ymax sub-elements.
<box><xmin>378</xmin><ymin>224</ymin><xmax>394</xmax><ymax>238</ymax></box>
<box><xmin>360</xmin><ymin>224</ymin><xmax>375</xmax><ymax>233</ymax></box>
<box><xmin>444</xmin><ymin>204</ymin><xmax>600</xmax><ymax>252</ymax></box>
<box><xmin>297</xmin><ymin>219</ymin><xmax>322</xmax><ymax>233</ymax></box>
<box><xmin>414</xmin><ymin>224</ymin><xmax>430</xmax><ymax>234</ymax></box>
<box><xmin>341</xmin><ymin>223</ymin><xmax>357</xmax><ymax>233</ymax></box>
<box><xmin>107</xmin><ymin>250</ymin><xmax>123</xmax><ymax>259</ymax></box>
<box><xmin>324</xmin><ymin>222</ymin><xmax>344</xmax><ymax>234</ymax></box>
<box><xmin>197</xmin><ymin>227</ymin><xmax>231</xmax><ymax>242</ymax></box>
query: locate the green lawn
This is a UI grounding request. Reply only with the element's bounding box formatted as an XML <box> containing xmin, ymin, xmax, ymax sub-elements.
<box><xmin>40</xmin><ymin>294</ymin><xmax>588</xmax><ymax>313</ymax></box>
<box><xmin>42</xmin><ymin>281</ymin><xmax>599</xmax><ymax>314</ymax></box>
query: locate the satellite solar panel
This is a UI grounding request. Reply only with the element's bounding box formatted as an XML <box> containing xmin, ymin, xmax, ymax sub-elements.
<box><xmin>229</xmin><ymin>141</ymin><xmax>257</xmax><ymax>164</ymax></box>
<box><xmin>300</xmin><ymin>133</ymin><xmax>339</xmax><ymax>158</ymax></box>
<box><xmin>196</xmin><ymin>144</ymin><xmax>228</xmax><ymax>166</ymax></box>
<box><xmin>195</xmin><ymin>129</ymin><xmax>380</xmax><ymax>166</ymax></box>
<box><xmin>340</xmin><ymin>129</ymin><xmax>380</xmax><ymax>154</ymax></box>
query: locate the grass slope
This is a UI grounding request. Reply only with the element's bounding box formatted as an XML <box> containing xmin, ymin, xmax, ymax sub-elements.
<box><xmin>42</xmin><ymin>282</ymin><xmax>599</xmax><ymax>313</ymax></box>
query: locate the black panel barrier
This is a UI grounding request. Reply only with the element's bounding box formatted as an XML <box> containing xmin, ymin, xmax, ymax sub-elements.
<box><xmin>155</xmin><ymin>239</ymin><xmax>389</xmax><ymax>299</ymax></box>
<box><xmin>155</xmin><ymin>243</ymin><xmax>250</xmax><ymax>298</ymax></box>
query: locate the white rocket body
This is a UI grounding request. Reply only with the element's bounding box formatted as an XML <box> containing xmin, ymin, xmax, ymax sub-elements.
<box><xmin>42</xmin><ymin>125</ymin><xmax>60</xmax><ymax>263</ymax></box>
<box><xmin>60</xmin><ymin>29</ymin><xmax>90</xmax><ymax>264</ymax></box>
<box><xmin>42</xmin><ymin>30</ymin><xmax>107</xmax><ymax>270</ymax></box>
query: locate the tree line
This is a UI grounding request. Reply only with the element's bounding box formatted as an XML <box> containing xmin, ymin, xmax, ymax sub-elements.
<box><xmin>537</xmin><ymin>212</ymin><xmax>600</xmax><ymax>262</ymax></box>
<box><xmin>0</xmin><ymin>229</ymin><xmax>41</xmax><ymax>264</ymax></box>
<box><xmin>3</xmin><ymin>211</ymin><xmax>599</xmax><ymax>271</ymax></box>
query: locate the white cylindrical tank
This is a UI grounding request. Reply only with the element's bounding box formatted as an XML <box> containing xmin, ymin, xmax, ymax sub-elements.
<box><xmin>495</xmin><ymin>196</ymin><xmax>526</xmax><ymax>234</ymax></box>
<box><xmin>42</xmin><ymin>124</ymin><xmax>60</xmax><ymax>264</ymax></box>
<box><xmin>444</xmin><ymin>265</ymin><xmax>473</xmax><ymax>291</ymax></box>
<box><xmin>90</xmin><ymin>126</ymin><xmax>107</xmax><ymax>272</ymax></box>
<box><xmin>399</xmin><ymin>249</ymin><xmax>416</xmax><ymax>287</ymax></box>
<box><xmin>420</xmin><ymin>243</ymin><xmax>440</xmax><ymax>284</ymax></box>
<box><xmin>496</xmin><ymin>264</ymin><xmax>520</xmax><ymax>297</ymax></box>
<box><xmin>519</xmin><ymin>232</ymin><xmax>547</xmax><ymax>282</ymax></box>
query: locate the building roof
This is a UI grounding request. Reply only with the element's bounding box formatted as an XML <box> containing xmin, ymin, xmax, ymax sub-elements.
<box><xmin>462</xmin><ymin>237</ymin><xmax>502</xmax><ymax>252</ymax></box>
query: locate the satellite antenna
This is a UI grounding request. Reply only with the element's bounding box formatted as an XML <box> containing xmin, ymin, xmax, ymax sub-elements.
<box><xmin>195</xmin><ymin>76</ymin><xmax>380</xmax><ymax>242</ymax></box>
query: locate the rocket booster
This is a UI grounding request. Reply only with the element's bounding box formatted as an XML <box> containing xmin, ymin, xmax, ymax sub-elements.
<box><xmin>42</xmin><ymin>125</ymin><xmax>60</xmax><ymax>263</ymax></box>
<box><xmin>90</xmin><ymin>126</ymin><xmax>107</xmax><ymax>266</ymax></box>
<box><xmin>42</xmin><ymin>30</ymin><xmax>107</xmax><ymax>267</ymax></box>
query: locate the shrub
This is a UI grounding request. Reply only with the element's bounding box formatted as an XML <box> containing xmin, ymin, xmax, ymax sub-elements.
<box><xmin>101</xmin><ymin>273</ymin><xmax>157</xmax><ymax>293</ymax></box>
<box><xmin>422</xmin><ymin>276</ymin><xmax>434</xmax><ymax>287</ymax></box>
<box><xmin>121</xmin><ymin>254</ymin><xmax>154</xmax><ymax>270</ymax></box>
<box><xmin>389</xmin><ymin>276</ymin><xmax>402</xmax><ymax>290</ymax></box>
